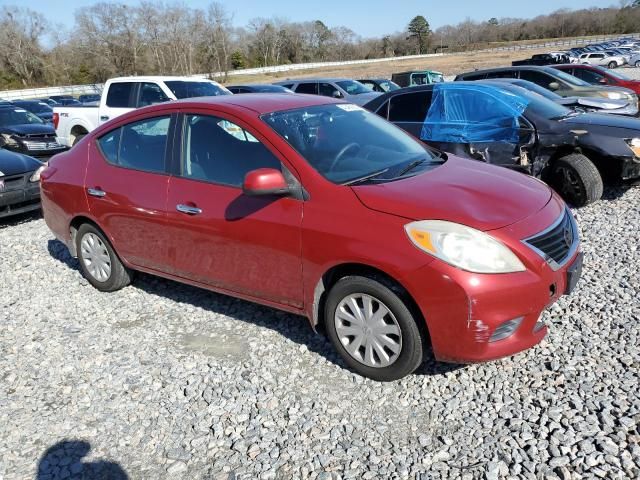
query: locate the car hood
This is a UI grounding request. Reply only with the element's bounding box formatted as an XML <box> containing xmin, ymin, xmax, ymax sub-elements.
<box><xmin>557</xmin><ymin>96</ymin><xmax>629</xmax><ymax>110</ymax></box>
<box><xmin>0</xmin><ymin>148</ymin><xmax>43</xmax><ymax>176</ymax></box>
<box><xmin>349</xmin><ymin>92</ymin><xmax>383</xmax><ymax>106</ymax></box>
<box><xmin>0</xmin><ymin>123</ymin><xmax>56</xmax><ymax>136</ymax></box>
<box><xmin>562</xmin><ymin>112</ymin><xmax>640</xmax><ymax>131</ymax></box>
<box><xmin>352</xmin><ymin>155</ymin><xmax>552</xmax><ymax>231</ymax></box>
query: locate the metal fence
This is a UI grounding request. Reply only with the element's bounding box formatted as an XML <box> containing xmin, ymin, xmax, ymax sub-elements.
<box><xmin>1</xmin><ymin>33</ymin><xmax>638</xmax><ymax>99</ymax></box>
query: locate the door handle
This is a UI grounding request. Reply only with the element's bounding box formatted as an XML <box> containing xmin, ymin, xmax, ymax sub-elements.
<box><xmin>176</xmin><ymin>204</ymin><xmax>202</xmax><ymax>215</ymax></box>
<box><xmin>87</xmin><ymin>188</ymin><xmax>106</xmax><ymax>198</ymax></box>
<box><xmin>100</xmin><ymin>115</ymin><xmax>109</xmax><ymax>121</ymax></box>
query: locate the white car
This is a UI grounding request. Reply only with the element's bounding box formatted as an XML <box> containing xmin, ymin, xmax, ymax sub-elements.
<box><xmin>53</xmin><ymin>76</ymin><xmax>231</xmax><ymax>147</ymax></box>
<box><xmin>579</xmin><ymin>52</ymin><xmax>626</xmax><ymax>69</ymax></box>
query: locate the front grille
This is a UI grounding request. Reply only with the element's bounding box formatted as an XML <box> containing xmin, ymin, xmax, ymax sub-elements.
<box><xmin>21</xmin><ymin>140</ymin><xmax>65</xmax><ymax>151</ymax></box>
<box><xmin>0</xmin><ymin>173</ymin><xmax>28</xmax><ymax>191</ymax></box>
<box><xmin>524</xmin><ymin>209</ymin><xmax>578</xmax><ymax>269</ymax></box>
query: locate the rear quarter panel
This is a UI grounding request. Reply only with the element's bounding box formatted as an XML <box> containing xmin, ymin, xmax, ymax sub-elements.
<box><xmin>54</xmin><ymin>107</ymin><xmax>99</xmax><ymax>146</ymax></box>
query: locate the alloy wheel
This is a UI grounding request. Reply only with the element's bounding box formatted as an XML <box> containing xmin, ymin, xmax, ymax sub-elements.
<box><xmin>558</xmin><ymin>165</ymin><xmax>585</xmax><ymax>206</ymax></box>
<box><xmin>334</xmin><ymin>293</ymin><xmax>402</xmax><ymax>368</ymax></box>
<box><xmin>80</xmin><ymin>232</ymin><xmax>112</xmax><ymax>282</ymax></box>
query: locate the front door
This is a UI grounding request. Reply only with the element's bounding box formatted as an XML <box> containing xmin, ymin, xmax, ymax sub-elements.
<box><xmin>165</xmin><ymin>112</ymin><xmax>304</xmax><ymax>307</ymax></box>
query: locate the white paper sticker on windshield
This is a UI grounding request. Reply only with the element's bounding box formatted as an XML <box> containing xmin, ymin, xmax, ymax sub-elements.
<box><xmin>336</xmin><ymin>104</ymin><xmax>364</xmax><ymax>112</ymax></box>
<box><xmin>14</xmin><ymin>109</ymin><xmax>27</xmax><ymax>112</ymax></box>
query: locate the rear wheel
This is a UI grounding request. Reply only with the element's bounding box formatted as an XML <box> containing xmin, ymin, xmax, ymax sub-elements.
<box><xmin>635</xmin><ymin>60</ymin><xmax>640</xmax><ymax>68</ymax></box>
<box><xmin>608</xmin><ymin>61</ymin><xmax>617</xmax><ymax>69</ymax></box>
<box><xmin>324</xmin><ymin>276</ymin><xmax>425</xmax><ymax>381</ymax></box>
<box><xmin>550</xmin><ymin>153</ymin><xmax>603</xmax><ymax>207</ymax></box>
<box><xmin>76</xmin><ymin>223</ymin><xmax>133</xmax><ymax>291</ymax></box>
<box><xmin>72</xmin><ymin>134</ymin><xmax>86</xmax><ymax>146</ymax></box>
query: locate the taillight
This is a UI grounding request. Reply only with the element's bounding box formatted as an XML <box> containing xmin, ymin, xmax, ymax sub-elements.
<box><xmin>52</xmin><ymin>112</ymin><xmax>59</xmax><ymax>129</ymax></box>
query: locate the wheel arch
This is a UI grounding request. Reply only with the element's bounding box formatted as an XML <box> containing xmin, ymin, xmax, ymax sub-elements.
<box><xmin>311</xmin><ymin>262</ymin><xmax>430</xmax><ymax>342</ymax></box>
<box><xmin>68</xmin><ymin>215</ymin><xmax>107</xmax><ymax>258</ymax></box>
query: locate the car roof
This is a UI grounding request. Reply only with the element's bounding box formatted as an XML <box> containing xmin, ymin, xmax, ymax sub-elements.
<box><xmin>458</xmin><ymin>65</ymin><xmax>562</xmax><ymax>77</ymax></box>
<box><xmin>274</xmin><ymin>78</ymin><xmax>353</xmax><ymax>84</ymax></box>
<box><xmin>109</xmin><ymin>76</ymin><xmax>221</xmax><ymax>83</ymax></box>
<box><xmin>144</xmin><ymin>93</ymin><xmax>345</xmax><ymax>115</ymax></box>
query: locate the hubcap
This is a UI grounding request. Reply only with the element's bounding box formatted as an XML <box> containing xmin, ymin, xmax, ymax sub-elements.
<box><xmin>334</xmin><ymin>293</ymin><xmax>402</xmax><ymax>368</ymax></box>
<box><xmin>80</xmin><ymin>232</ymin><xmax>112</xmax><ymax>282</ymax></box>
<box><xmin>558</xmin><ymin>166</ymin><xmax>584</xmax><ymax>204</ymax></box>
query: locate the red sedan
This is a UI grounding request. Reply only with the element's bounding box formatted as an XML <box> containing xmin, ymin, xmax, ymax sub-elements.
<box><xmin>40</xmin><ymin>94</ymin><xmax>582</xmax><ymax>380</ymax></box>
<box><xmin>553</xmin><ymin>64</ymin><xmax>640</xmax><ymax>95</ymax></box>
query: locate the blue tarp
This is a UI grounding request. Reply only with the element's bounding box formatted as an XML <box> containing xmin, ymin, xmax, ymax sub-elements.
<box><xmin>420</xmin><ymin>83</ymin><xmax>530</xmax><ymax>144</ymax></box>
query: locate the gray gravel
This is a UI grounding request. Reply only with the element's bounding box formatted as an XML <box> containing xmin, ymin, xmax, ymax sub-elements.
<box><xmin>1</xmin><ymin>184</ymin><xmax>639</xmax><ymax>479</ymax></box>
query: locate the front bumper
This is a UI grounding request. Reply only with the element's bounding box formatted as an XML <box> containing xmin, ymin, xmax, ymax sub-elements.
<box><xmin>621</xmin><ymin>156</ymin><xmax>640</xmax><ymax>180</ymax></box>
<box><xmin>0</xmin><ymin>176</ymin><xmax>41</xmax><ymax>219</ymax></box>
<box><xmin>402</xmin><ymin>195</ymin><xmax>581</xmax><ymax>363</ymax></box>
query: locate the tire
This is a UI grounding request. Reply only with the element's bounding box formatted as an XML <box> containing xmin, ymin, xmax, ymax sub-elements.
<box><xmin>608</xmin><ymin>61</ymin><xmax>617</xmax><ymax>69</ymax></box>
<box><xmin>324</xmin><ymin>275</ymin><xmax>425</xmax><ymax>381</ymax></box>
<box><xmin>550</xmin><ymin>153</ymin><xmax>603</xmax><ymax>207</ymax></box>
<box><xmin>635</xmin><ymin>60</ymin><xmax>640</xmax><ymax>68</ymax></box>
<box><xmin>76</xmin><ymin>223</ymin><xmax>133</xmax><ymax>291</ymax></box>
<box><xmin>72</xmin><ymin>134</ymin><xmax>86</xmax><ymax>146</ymax></box>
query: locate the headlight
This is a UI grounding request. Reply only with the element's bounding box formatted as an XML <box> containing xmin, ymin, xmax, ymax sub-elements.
<box><xmin>405</xmin><ymin>220</ymin><xmax>526</xmax><ymax>273</ymax></box>
<box><xmin>626</xmin><ymin>138</ymin><xmax>640</xmax><ymax>158</ymax></box>
<box><xmin>0</xmin><ymin>133</ymin><xmax>19</xmax><ymax>147</ymax></box>
<box><xmin>605</xmin><ymin>92</ymin><xmax>624</xmax><ymax>100</ymax></box>
<box><xmin>29</xmin><ymin>163</ymin><xmax>47</xmax><ymax>182</ymax></box>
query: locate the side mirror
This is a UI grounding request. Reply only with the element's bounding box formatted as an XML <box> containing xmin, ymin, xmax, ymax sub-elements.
<box><xmin>548</xmin><ymin>82</ymin><xmax>560</xmax><ymax>91</ymax></box>
<box><xmin>599</xmin><ymin>78</ymin><xmax>608</xmax><ymax>84</ymax></box>
<box><xmin>332</xmin><ymin>91</ymin><xmax>343</xmax><ymax>99</ymax></box>
<box><xmin>243</xmin><ymin>168</ymin><xmax>289</xmax><ymax>196</ymax></box>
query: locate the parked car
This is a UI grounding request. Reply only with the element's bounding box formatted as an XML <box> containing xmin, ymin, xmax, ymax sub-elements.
<box><xmin>631</xmin><ymin>53</ymin><xmax>640</xmax><ymax>68</ymax></box>
<box><xmin>39</xmin><ymin>93</ymin><xmax>582</xmax><ymax>380</ymax></box>
<box><xmin>391</xmin><ymin>70</ymin><xmax>444</xmax><ymax>87</ymax></box>
<box><xmin>512</xmin><ymin>53</ymin><xmax>571</xmax><ymax>66</ymax></box>
<box><xmin>363</xmin><ymin>82</ymin><xmax>608</xmax><ymax>206</ymax></box>
<box><xmin>78</xmin><ymin>94</ymin><xmax>101</xmax><ymax>104</ymax></box>
<box><xmin>0</xmin><ymin>104</ymin><xmax>67</xmax><ymax>160</ymax></box>
<box><xmin>53</xmin><ymin>76</ymin><xmax>231</xmax><ymax>147</ymax></box>
<box><xmin>357</xmin><ymin>79</ymin><xmax>401</xmax><ymax>93</ymax></box>
<box><xmin>578</xmin><ymin>52</ymin><xmax>625</xmax><ymax>68</ymax></box>
<box><xmin>37</xmin><ymin>98</ymin><xmax>58</xmax><ymax>107</ymax></box>
<box><xmin>455</xmin><ymin>66</ymin><xmax>639</xmax><ymax>116</ymax></box>
<box><xmin>272</xmin><ymin>78</ymin><xmax>381</xmax><ymax>106</ymax></box>
<box><xmin>227</xmin><ymin>84</ymin><xmax>292</xmax><ymax>94</ymax></box>
<box><xmin>0</xmin><ymin>148</ymin><xmax>45</xmax><ymax>219</ymax></box>
<box><xmin>487</xmin><ymin>78</ymin><xmax>634</xmax><ymax>115</ymax></box>
<box><xmin>49</xmin><ymin>96</ymin><xmax>82</xmax><ymax>106</ymax></box>
<box><xmin>11</xmin><ymin>100</ymin><xmax>54</xmax><ymax>123</ymax></box>
<box><xmin>552</xmin><ymin>64</ymin><xmax>640</xmax><ymax>95</ymax></box>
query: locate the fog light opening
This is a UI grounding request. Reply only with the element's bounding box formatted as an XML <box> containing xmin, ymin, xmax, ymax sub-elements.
<box><xmin>549</xmin><ymin>283</ymin><xmax>556</xmax><ymax>297</ymax></box>
<box><xmin>489</xmin><ymin>316</ymin><xmax>524</xmax><ymax>343</ymax></box>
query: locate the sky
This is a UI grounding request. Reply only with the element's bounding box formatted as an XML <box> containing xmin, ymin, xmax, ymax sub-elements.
<box><xmin>1</xmin><ymin>0</ymin><xmax>617</xmax><ymax>38</ymax></box>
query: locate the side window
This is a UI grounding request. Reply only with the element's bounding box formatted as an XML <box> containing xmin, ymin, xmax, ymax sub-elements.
<box><xmin>459</xmin><ymin>72</ymin><xmax>485</xmax><ymax>81</ymax></box>
<box><xmin>486</xmin><ymin>70</ymin><xmax>518</xmax><ymax>79</ymax></box>
<box><xmin>519</xmin><ymin>71</ymin><xmax>556</xmax><ymax>89</ymax></box>
<box><xmin>181</xmin><ymin>114</ymin><xmax>280</xmax><ymax>187</ymax></box>
<box><xmin>138</xmin><ymin>83</ymin><xmax>170</xmax><ymax>107</ymax></box>
<box><xmin>106</xmin><ymin>82</ymin><xmax>135</xmax><ymax>108</ymax></box>
<box><xmin>573</xmin><ymin>69</ymin><xmax>604</xmax><ymax>84</ymax></box>
<box><xmin>295</xmin><ymin>82</ymin><xmax>318</xmax><ymax>95</ymax></box>
<box><xmin>375</xmin><ymin>101</ymin><xmax>389</xmax><ymax>119</ymax></box>
<box><xmin>98</xmin><ymin>116</ymin><xmax>170</xmax><ymax>173</ymax></box>
<box><xmin>360</xmin><ymin>81</ymin><xmax>375</xmax><ymax>90</ymax></box>
<box><xmin>319</xmin><ymin>82</ymin><xmax>340</xmax><ymax>97</ymax></box>
<box><xmin>280</xmin><ymin>84</ymin><xmax>294</xmax><ymax>90</ymax></box>
<box><xmin>388</xmin><ymin>92</ymin><xmax>433</xmax><ymax>122</ymax></box>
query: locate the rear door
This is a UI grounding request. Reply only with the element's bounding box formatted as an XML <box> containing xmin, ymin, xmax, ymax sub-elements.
<box><xmin>100</xmin><ymin>82</ymin><xmax>137</xmax><ymax>124</ymax></box>
<box><xmin>85</xmin><ymin>112</ymin><xmax>175</xmax><ymax>272</ymax></box>
<box><xmin>165</xmin><ymin>110</ymin><xmax>304</xmax><ymax>307</ymax></box>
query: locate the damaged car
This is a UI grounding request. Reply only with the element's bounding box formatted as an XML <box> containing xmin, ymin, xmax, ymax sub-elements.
<box><xmin>364</xmin><ymin>82</ymin><xmax>611</xmax><ymax>206</ymax></box>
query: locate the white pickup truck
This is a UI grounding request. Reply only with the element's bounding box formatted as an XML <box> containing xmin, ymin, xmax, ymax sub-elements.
<box><xmin>54</xmin><ymin>76</ymin><xmax>230</xmax><ymax>146</ymax></box>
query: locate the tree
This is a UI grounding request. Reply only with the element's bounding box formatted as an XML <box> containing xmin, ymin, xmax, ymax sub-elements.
<box><xmin>407</xmin><ymin>15</ymin><xmax>431</xmax><ymax>54</ymax></box>
<box><xmin>230</xmin><ymin>50</ymin><xmax>245</xmax><ymax>69</ymax></box>
<box><xmin>487</xmin><ymin>17</ymin><xmax>499</xmax><ymax>26</ymax></box>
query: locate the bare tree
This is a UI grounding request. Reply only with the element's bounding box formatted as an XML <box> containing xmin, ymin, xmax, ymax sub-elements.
<box><xmin>0</xmin><ymin>7</ymin><xmax>47</xmax><ymax>86</ymax></box>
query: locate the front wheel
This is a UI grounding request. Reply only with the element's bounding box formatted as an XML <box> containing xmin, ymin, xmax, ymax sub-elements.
<box><xmin>550</xmin><ymin>153</ymin><xmax>603</xmax><ymax>207</ymax></box>
<box><xmin>608</xmin><ymin>61</ymin><xmax>617</xmax><ymax>69</ymax></box>
<box><xmin>635</xmin><ymin>60</ymin><xmax>640</xmax><ymax>68</ymax></box>
<box><xmin>76</xmin><ymin>223</ymin><xmax>133</xmax><ymax>291</ymax></box>
<box><xmin>324</xmin><ymin>276</ymin><xmax>425</xmax><ymax>381</ymax></box>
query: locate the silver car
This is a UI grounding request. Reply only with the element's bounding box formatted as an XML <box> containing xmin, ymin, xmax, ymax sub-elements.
<box><xmin>273</xmin><ymin>78</ymin><xmax>382</xmax><ymax>106</ymax></box>
<box><xmin>579</xmin><ymin>52</ymin><xmax>626</xmax><ymax>68</ymax></box>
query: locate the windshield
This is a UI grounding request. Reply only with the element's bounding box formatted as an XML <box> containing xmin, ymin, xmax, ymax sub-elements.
<box><xmin>511</xmin><ymin>80</ymin><xmax>561</xmax><ymax>100</ymax></box>
<box><xmin>336</xmin><ymin>80</ymin><xmax>371</xmax><ymax>95</ymax></box>
<box><xmin>16</xmin><ymin>102</ymin><xmax>52</xmax><ymax>114</ymax></box>
<box><xmin>514</xmin><ymin>89</ymin><xmax>572</xmax><ymax>119</ymax></box>
<box><xmin>379</xmin><ymin>80</ymin><xmax>400</xmax><ymax>92</ymax></box>
<box><xmin>431</xmin><ymin>73</ymin><xmax>445</xmax><ymax>83</ymax></box>
<box><xmin>0</xmin><ymin>107</ymin><xmax>44</xmax><ymax>126</ymax></box>
<box><xmin>165</xmin><ymin>81</ymin><xmax>230</xmax><ymax>99</ymax></box>
<box><xmin>551</xmin><ymin>69</ymin><xmax>591</xmax><ymax>87</ymax></box>
<box><xmin>262</xmin><ymin>104</ymin><xmax>440</xmax><ymax>184</ymax></box>
<box><xmin>254</xmin><ymin>85</ymin><xmax>291</xmax><ymax>92</ymax></box>
<box><xmin>607</xmin><ymin>69</ymin><xmax>630</xmax><ymax>81</ymax></box>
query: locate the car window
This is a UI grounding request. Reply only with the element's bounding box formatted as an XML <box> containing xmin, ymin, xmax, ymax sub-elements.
<box><xmin>295</xmin><ymin>83</ymin><xmax>318</xmax><ymax>95</ymax></box>
<box><xmin>459</xmin><ymin>72</ymin><xmax>486</xmax><ymax>81</ymax></box>
<box><xmin>138</xmin><ymin>82</ymin><xmax>170</xmax><ymax>107</ymax></box>
<box><xmin>98</xmin><ymin>116</ymin><xmax>170</xmax><ymax>173</ymax></box>
<box><xmin>106</xmin><ymin>82</ymin><xmax>135</xmax><ymax>108</ymax></box>
<box><xmin>280</xmin><ymin>84</ymin><xmax>294</xmax><ymax>90</ymax></box>
<box><xmin>518</xmin><ymin>71</ymin><xmax>558</xmax><ymax>89</ymax></box>
<box><xmin>0</xmin><ymin>107</ymin><xmax>44</xmax><ymax>126</ymax></box>
<box><xmin>319</xmin><ymin>82</ymin><xmax>340</xmax><ymax>97</ymax></box>
<box><xmin>388</xmin><ymin>92</ymin><xmax>433</xmax><ymax>122</ymax></box>
<box><xmin>486</xmin><ymin>70</ymin><xmax>518</xmax><ymax>79</ymax></box>
<box><xmin>181</xmin><ymin>114</ymin><xmax>280</xmax><ymax>187</ymax></box>
<box><xmin>359</xmin><ymin>81</ymin><xmax>375</xmax><ymax>90</ymax></box>
<box><xmin>573</xmin><ymin>69</ymin><xmax>605</xmax><ymax>84</ymax></box>
<box><xmin>164</xmin><ymin>81</ymin><xmax>229</xmax><ymax>98</ymax></box>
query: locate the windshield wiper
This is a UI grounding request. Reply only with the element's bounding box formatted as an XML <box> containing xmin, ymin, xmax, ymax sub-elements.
<box><xmin>395</xmin><ymin>158</ymin><xmax>427</xmax><ymax>177</ymax></box>
<box><xmin>342</xmin><ymin>168</ymin><xmax>390</xmax><ymax>186</ymax></box>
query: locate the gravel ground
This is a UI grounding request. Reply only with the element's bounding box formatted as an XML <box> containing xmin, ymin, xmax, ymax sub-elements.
<box><xmin>1</xmin><ymin>184</ymin><xmax>639</xmax><ymax>480</ymax></box>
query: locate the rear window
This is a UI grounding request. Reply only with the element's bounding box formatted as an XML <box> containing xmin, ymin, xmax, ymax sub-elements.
<box><xmin>106</xmin><ymin>82</ymin><xmax>135</xmax><ymax>108</ymax></box>
<box><xmin>164</xmin><ymin>81</ymin><xmax>229</xmax><ymax>99</ymax></box>
<box><xmin>295</xmin><ymin>83</ymin><xmax>318</xmax><ymax>95</ymax></box>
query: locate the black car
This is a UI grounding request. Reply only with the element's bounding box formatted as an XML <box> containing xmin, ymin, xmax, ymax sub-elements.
<box><xmin>364</xmin><ymin>82</ymin><xmax>640</xmax><ymax>206</ymax></box>
<box><xmin>356</xmin><ymin>78</ymin><xmax>401</xmax><ymax>93</ymax></box>
<box><xmin>0</xmin><ymin>104</ymin><xmax>67</xmax><ymax>160</ymax></box>
<box><xmin>11</xmin><ymin>100</ymin><xmax>54</xmax><ymax>123</ymax></box>
<box><xmin>227</xmin><ymin>84</ymin><xmax>292</xmax><ymax>94</ymax></box>
<box><xmin>0</xmin><ymin>148</ymin><xmax>44</xmax><ymax>219</ymax></box>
